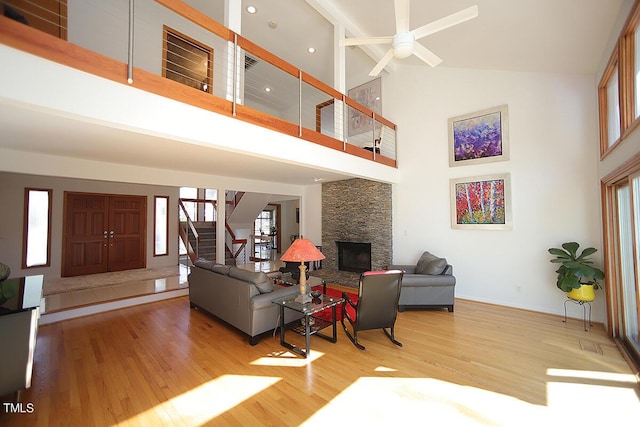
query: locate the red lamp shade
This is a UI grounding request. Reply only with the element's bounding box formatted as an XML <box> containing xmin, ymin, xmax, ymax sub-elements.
<box><xmin>280</xmin><ymin>238</ymin><xmax>325</xmax><ymax>263</ymax></box>
<box><xmin>280</xmin><ymin>239</ymin><xmax>325</xmax><ymax>301</ymax></box>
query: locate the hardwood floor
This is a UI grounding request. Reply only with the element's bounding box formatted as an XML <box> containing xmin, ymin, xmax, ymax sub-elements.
<box><xmin>1</xmin><ymin>289</ymin><xmax>638</xmax><ymax>426</ymax></box>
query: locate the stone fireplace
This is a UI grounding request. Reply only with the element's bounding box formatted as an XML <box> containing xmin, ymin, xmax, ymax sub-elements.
<box><xmin>320</xmin><ymin>178</ymin><xmax>392</xmax><ymax>285</ymax></box>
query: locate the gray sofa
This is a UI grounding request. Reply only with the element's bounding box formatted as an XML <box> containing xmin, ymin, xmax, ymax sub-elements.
<box><xmin>188</xmin><ymin>259</ymin><xmax>302</xmax><ymax>345</ymax></box>
<box><xmin>389</xmin><ymin>251</ymin><xmax>456</xmax><ymax>312</ymax></box>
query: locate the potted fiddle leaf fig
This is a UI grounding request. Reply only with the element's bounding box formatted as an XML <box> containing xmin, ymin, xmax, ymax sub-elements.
<box><xmin>548</xmin><ymin>242</ymin><xmax>605</xmax><ymax>302</ymax></box>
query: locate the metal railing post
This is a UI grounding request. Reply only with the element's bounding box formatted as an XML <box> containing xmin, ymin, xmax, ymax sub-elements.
<box><xmin>342</xmin><ymin>94</ymin><xmax>347</xmax><ymax>152</ymax></box>
<box><xmin>232</xmin><ymin>33</ymin><xmax>238</xmax><ymax>117</ymax></box>
<box><xmin>299</xmin><ymin>70</ymin><xmax>303</xmax><ymax>137</ymax></box>
<box><xmin>372</xmin><ymin>112</ymin><xmax>377</xmax><ymax>160</ymax></box>
<box><xmin>127</xmin><ymin>0</ymin><xmax>134</xmax><ymax>84</ymax></box>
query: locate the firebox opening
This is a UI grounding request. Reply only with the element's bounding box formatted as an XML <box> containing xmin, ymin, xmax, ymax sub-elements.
<box><xmin>336</xmin><ymin>241</ymin><xmax>371</xmax><ymax>273</ymax></box>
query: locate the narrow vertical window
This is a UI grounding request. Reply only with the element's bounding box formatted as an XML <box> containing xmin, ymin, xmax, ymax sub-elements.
<box><xmin>634</xmin><ymin>27</ymin><xmax>640</xmax><ymax>119</ymax></box>
<box><xmin>607</xmin><ymin>66</ymin><xmax>621</xmax><ymax>147</ymax></box>
<box><xmin>23</xmin><ymin>188</ymin><xmax>52</xmax><ymax>268</ymax></box>
<box><xmin>154</xmin><ymin>196</ymin><xmax>169</xmax><ymax>256</ymax></box>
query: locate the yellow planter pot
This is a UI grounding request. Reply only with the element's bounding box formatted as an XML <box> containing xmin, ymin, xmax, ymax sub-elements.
<box><xmin>566</xmin><ymin>284</ymin><xmax>595</xmax><ymax>302</ymax></box>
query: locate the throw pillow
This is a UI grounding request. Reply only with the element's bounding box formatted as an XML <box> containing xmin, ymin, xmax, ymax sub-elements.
<box><xmin>415</xmin><ymin>251</ymin><xmax>448</xmax><ymax>275</ymax></box>
<box><xmin>254</xmin><ymin>280</ymin><xmax>274</xmax><ymax>294</ymax></box>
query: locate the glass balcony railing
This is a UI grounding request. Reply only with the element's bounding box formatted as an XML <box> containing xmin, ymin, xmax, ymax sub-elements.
<box><xmin>0</xmin><ymin>0</ymin><xmax>397</xmax><ymax>166</ymax></box>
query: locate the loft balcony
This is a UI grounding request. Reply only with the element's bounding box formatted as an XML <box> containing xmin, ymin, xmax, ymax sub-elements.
<box><xmin>0</xmin><ymin>0</ymin><xmax>398</xmax><ymax>178</ymax></box>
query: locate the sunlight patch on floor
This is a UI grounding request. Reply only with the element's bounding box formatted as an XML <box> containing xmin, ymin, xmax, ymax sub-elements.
<box><xmin>117</xmin><ymin>375</ymin><xmax>280</xmax><ymax>426</ymax></box>
<box><xmin>374</xmin><ymin>366</ymin><xmax>397</xmax><ymax>372</ymax></box>
<box><xmin>301</xmin><ymin>377</ymin><xmax>553</xmax><ymax>426</ymax></box>
<box><xmin>546</xmin><ymin>368</ymin><xmax>640</xmax><ymax>424</ymax></box>
<box><xmin>251</xmin><ymin>350</ymin><xmax>324</xmax><ymax>367</ymax></box>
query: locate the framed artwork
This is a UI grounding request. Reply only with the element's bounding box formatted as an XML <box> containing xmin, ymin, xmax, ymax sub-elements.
<box><xmin>450</xmin><ymin>173</ymin><xmax>512</xmax><ymax>230</ymax></box>
<box><xmin>448</xmin><ymin>105</ymin><xmax>509</xmax><ymax>167</ymax></box>
<box><xmin>348</xmin><ymin>78</ymin><xmax>382</xmax><ymax>136</ymax></box>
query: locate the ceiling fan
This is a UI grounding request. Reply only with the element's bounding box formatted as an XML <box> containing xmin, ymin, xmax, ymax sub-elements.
<box><xmin>340</xmin><ymin>0</ymin><xmax>479</xmax><ymax>76</ymax></box>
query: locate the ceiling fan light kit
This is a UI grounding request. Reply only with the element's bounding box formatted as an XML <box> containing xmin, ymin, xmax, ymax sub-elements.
<box><xmin>341</xmin><ymin>0</ymin><xmax>479</xmax><ymax>76</ymax></box>
<box><xmin>392</xmin><ymin>32</ymin><xmax>415</xmax><ymax>58</ymax></box>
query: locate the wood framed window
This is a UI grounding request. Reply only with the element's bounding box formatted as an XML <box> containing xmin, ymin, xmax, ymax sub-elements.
<box><xmin>599</xmin><ymin>51</ymin><xmax>621</xmax><ymax>157</ymax></box>
<box><xmin>602</xmin><ymin>154</ymin><xmax>640</xmax><ymax>371</ymax></box>
<box><xmin>599</xmin><ymin>0</ymin><xmax>640</xmax><ymax>158</ymax></box>
<box><xmin>162</xmin><ymin>25</ymin><xmax>213</xmax><ymax>93</ymax></box>
<box><xmin>154</xmin><ymin>196</ymin><xmax>169</xmax><ymax>257</ymax></box>
<box><xmin>23</xmin><ymin>188</ymin><xmax>52</xmax><ymax>268</ymax></box>
<box><xmin>3</xmin><ymin>0</ymin><xmax>68</xmax><ymax>39</ymax></box>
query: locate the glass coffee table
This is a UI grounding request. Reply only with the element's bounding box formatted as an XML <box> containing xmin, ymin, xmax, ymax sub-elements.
<box><xmin>271</xmin><ymin>293</ymin><xmax>343</xmax><ymax>358</ymax></box>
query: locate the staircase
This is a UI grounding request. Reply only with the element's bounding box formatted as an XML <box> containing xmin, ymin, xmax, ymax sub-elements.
<box><xmin>188</xmin><ymin>222</ymin><xmax>216</xmax><ymax>261</ymax></box>
<box><xmin>179</xmin><ymin>196</ymin><xmax>248</xmax><ymax>266</ymax></box>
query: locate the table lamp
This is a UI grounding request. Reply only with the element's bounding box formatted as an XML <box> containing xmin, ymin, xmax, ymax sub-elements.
<box><xmin>280</xmin><ymin>238</ymin><xmax>325</xmax><ymax>303</ymax></box>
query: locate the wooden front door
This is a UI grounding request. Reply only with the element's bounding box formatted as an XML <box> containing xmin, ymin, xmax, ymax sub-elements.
<box><xmin>62</xmin><ymin>193</ymin><xmax>146</xmax><ymax>277</ymax></box>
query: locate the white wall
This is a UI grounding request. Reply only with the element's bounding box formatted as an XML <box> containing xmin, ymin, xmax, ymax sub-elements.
<box><xmin>386</xmin><ymin>65</ymin><xmax>604</xmax><ymax>321</ymax></box>
<box><xmin>275</xmin><ymin>198</ymin><xmax>300</xmax><ymax>253</ymax></box>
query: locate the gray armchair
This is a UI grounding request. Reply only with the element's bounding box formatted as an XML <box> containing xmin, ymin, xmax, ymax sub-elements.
<box><xmin>389</xmin><ymin>251</ymin><xmax>456</xmax><ymax>312</ymax></box>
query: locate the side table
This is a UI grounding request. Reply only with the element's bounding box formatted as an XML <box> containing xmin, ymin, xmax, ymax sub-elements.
<box><xmin>271</xmin><ymin>293</ymin><xmax>343</xmax><ymax>358</ymax></box>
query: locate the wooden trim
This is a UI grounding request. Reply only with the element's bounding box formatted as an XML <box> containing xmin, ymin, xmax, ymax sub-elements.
<box><xmin>236</xmin><ymin>35</ymin><xmax>299</xmax><ymax>78</ymax></box>
<box><xmin>602</xmin><ymin>150</ymin><xmax>640</xmax><ymax>184</ymax></box>
<box><xmin>345</xmin><ymin>96</ymin><xmax>376</xmax><ymax>117</ymax></box>
<box><xmin>598</xmin><ymin>49</ymin><xmax>620</xmax><ymax>159</ymax></box>
<box><xmin>235</xmin><ymin>104</ymin><xmax>299</xmax><ymax>136</ymax></box>
<box><xmin>301</xmin><ymin>72</ymin><xmax>343</xmax><ymax>100</ymax></box>
<box><xmin>154</xmin><ymin>0</ymin><xmax>233</xmax><ymax>41</ymax></box>
<box><xmin>375</xmin><ymin>115</ymin><xmax>396</xmax><ymax>130</ymax></box>
<box><xmin>0</xmin><ymin>15</ymin><xmax>129</xmax><ymax>83</ymax></box>
<box><xmin>301</xmin><ymin>127</ymin><xmax>345</xmax><ymax>151</ymax></box>
<box><xmin>601</xmin><ymin>182</ymin><xmax>617</xmax><ymax>336</ymax></box>
<box><xmin>315</xmin><ymin>99</ymin><xmax>334</xmax><ymax>133</ymax></box>
<box><xmin>619</xmin><ymin>34</ymin><xmax>634</xmax><ymax>132</ymax></box>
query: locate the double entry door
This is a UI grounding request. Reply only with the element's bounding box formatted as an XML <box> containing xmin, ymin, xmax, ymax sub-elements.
<box><xmin>62</xmin><ymin>192</ymin><xmax>146</xmax><ymax>277</ymax></box>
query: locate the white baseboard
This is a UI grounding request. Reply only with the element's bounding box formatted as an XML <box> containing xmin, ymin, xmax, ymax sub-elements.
<box><xmin>39</xmin><ymin>288</ymin><xmax>189</xmax><ymax>325</ymax></box>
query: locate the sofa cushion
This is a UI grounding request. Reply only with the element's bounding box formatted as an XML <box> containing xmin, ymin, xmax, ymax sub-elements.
<box><xmin>211</xmin><ymin>264</ymin><xmax>230</xmax><ymax>275</ymax></box>
<box><xmin>194</xmin><ymin>258</ymin><xmax>216</xmax><ymax>270</ymax></box>
<box><xmin>228</xmin><ymin>268</ymin><xmax>273</xmax><ymax>293</ymax></box>
<box><xmin>415</xmin><ymin>251</ymin><xmax>448</xmax><ymax>275</ymax></box>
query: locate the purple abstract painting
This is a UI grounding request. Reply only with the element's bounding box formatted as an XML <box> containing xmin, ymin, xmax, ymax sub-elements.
<box><xmin>453</xmin><ymin>111</ymin><xmax>503</xmax><ymax>162</ymax></box>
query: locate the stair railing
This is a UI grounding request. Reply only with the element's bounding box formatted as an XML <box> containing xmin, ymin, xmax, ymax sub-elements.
<box><xmin>178</xmin><ymin>199</ymin><xmax>199</xmax><ymax>263</ymax></box>
<box><xmin>225</xmin><ymin>222</ymin><xmax>247</xmax><ymax>265</ymax></box>
<box><xmin>179</xmin><ymin>197</ymin><xmax>248</xmax><ymax>265</ymax></box>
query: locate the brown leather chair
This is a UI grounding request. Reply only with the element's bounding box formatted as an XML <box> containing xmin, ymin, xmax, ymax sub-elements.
<box><xmin>341</xmin><ymin>270</ymin><xmax>404</xmax><ymax>350</ymax></box>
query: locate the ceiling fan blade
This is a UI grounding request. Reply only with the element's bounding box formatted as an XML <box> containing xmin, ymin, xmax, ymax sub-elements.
<box><xmin>340</xmin><ymin>36</ymin><xmax>394</xmax><ymax>47</ymax></box>
<box><xmin>412</xmin><ymin>5</ymin><xmax>478</xmax><ymax>40</ymax></box>
<box><xmin>394</xmin><ymin>0</ymin><xmax>411</xmax><ymax>33</ymax></box>
<box><xmin>413</xmin><ymin>42</ymin><xmax>443</xmax><ymax>67</ymax></box>
<box><xmin>369</xmin><ymin>48</ymin><xmax>395</xmax><ymax>76</ymax></box>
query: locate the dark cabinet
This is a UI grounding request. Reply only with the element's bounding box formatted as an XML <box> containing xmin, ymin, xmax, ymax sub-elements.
<box><xmin>0</xmin><ymin>275</ymin><xmax>43</xmax><ymax>399</ymax></box>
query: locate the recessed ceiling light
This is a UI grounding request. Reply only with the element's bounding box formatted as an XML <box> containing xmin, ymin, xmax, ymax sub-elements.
<box><xmin>264</xmin><ymin>87</ymin><xmax>271</xmax><ymax>92</ymax></box>
<box><xmin>246</xmin><ymin>6</ymin><xmax>257</xmax><ymax>14</ymax></box>
<box><xmin>313</xmin><ymin>178</ymin><xmax>324</xmax><ymax>182</ymax></box>
<box><xmin>307</xmin><ymin>47</ymin><xmax>316</xmax><ymax>54</ymax></box>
